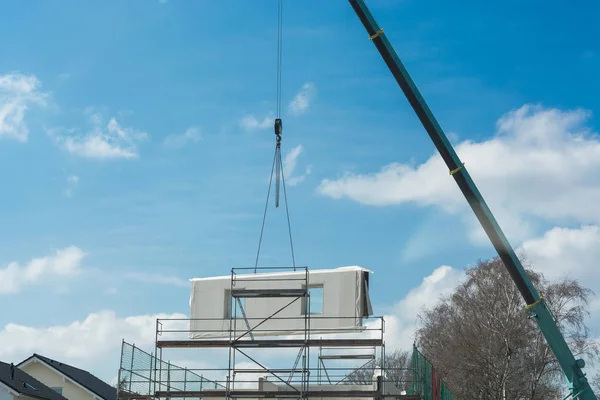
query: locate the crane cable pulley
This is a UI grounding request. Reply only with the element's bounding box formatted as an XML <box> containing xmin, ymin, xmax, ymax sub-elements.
<box><xmin>254</xmin><ymin>0</ymin><xmax>296</xmax><ymax>273</ymax></box>
<box><xmin>274</xmin><ymin>118</ymin><xmax>283</xmax><ymax>207</ymax></box>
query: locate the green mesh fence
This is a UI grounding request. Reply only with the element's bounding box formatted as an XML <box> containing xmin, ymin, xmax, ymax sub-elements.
<box><xmin>408</xmin><ymin>344</ymin><xmax>453</xmax><ymax>400</ymax></box>
<box><xmin>119</xmin><ymin>340</ymin><xmax>154</xmax><ymax>395</ymax></box>
<box><xmin>117</xmin><ymin>341</ymin><xmax>223</xmax><ymax>400</ymax></box>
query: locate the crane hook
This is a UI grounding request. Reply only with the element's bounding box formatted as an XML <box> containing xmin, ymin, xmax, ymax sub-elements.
<box><xmin>274</xmin><ymin>118</ymin><xmax>282</xmax><ymax>145</ymax></box>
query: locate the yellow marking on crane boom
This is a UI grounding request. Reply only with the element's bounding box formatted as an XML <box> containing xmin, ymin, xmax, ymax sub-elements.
<box><xmin>449</xmin><ymin>163</ymin><xmax>465</xmax><ymax>175</ymax></box>
<box><xmin>369</xmin><ymin>29</ymin><xmax>384</xmax><ymax>40</ymax></box>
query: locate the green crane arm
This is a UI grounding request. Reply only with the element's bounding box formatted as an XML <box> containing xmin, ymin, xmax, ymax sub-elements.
<box><xmin>348</xmin><ymin>1</ymin><xmax>596</xmax><ymax>398</ymax></box>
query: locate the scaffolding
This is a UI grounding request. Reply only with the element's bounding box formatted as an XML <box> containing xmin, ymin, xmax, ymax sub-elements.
<box><xmin>117</xmin><ymin>267</ymin><xmax>453</xmax><ymax>400</ymax></box>
<box><xmin>316</xmin><ymin>345</ymin><xmax>377</xmax><ymax>386</ymax></box>
<box><xmin>226</xmin><ymin>267</ymin><xmax>309</xmax><ymax>396</ymax></box>
<box><xmin>151</xmin><ymin>266</ymin><xmax>394</xmax><ymax>399</ymax></box>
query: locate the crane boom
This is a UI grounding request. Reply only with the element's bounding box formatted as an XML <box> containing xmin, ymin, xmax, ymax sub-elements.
<box><xmin>348</xmin><ymin>1</ymin><xmax>596</xmax><ymax>398</ymax></box>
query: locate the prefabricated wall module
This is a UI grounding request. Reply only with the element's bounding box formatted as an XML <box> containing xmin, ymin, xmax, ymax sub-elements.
<box><xmin>188</xmin><ymin>266</ymin><xmax>374</xmax><ymax>339</ymax></box>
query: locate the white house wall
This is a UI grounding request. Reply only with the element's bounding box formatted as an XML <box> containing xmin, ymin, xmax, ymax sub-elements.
<box><xmin>189</xmin><ymin>266</ymin><xmax>373</xmax><ymax>339</ymax></box>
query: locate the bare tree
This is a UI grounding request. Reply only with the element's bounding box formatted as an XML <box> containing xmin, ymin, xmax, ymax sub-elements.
<box><xmin>415</xmin><ymin>256</ymin><xmax>598</xmax><ymax>400</ymax></box>
<box><xmin>592</xmin><ymin>373</ymin><xmax>600</xmax><ymax>397</ymax></box>
<box><xmin>343</xmin><ymin>350</ymin><xmax>412</xmax><ymax>391</ymax></box>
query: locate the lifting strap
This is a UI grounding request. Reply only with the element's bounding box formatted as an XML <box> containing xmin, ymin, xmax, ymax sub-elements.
<box><xmin>254</xmin><ymin>0</ymin><xmax>296</xmax><ymax>273</ymax></box>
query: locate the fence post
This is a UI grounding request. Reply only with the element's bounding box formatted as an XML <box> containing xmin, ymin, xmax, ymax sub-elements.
<box><xmin>149</xmin><ymin>353</ymin><xmax>153</xmax><ymax>396</ymax></box>
<box><xmin>129</xmin><ymin>345</ymin><xmax>135</xmax><ymax>393</ymax></box>
<box><xmin>167</xmin><ymin>361</ymin><xmax>171</xmax><ymax>393</ymax></box>
<box><xmin>157</xmin><ymin>356</ymin><xmax>163</xmax><ymax>392</ymax></box>
<box><xmin>116</xmin><ymin>340</ymin><xmax>124</xmax><ymax>400</ymax></box>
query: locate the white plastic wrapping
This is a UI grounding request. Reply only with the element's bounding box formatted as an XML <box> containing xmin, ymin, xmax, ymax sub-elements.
<box><xmin>188</xmin><ymin>266</ymin><xmax>373</xmax><ymax>339</ymax></box>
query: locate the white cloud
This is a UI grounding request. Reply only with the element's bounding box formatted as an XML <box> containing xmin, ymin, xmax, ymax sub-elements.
<box><xmin>283</xmin><ymin>145</ymin><xmax>302</xmax><ymax>177</ymax></box>
<box><xmin>64</xmin><ymin>174</ymin><xmax>80</xmax><ymax>198</ymax></box>
<box><xmin>318</xmin><ymin>104</ymin><xmax>600</xmax><ymax>244</ymax></box>
<box><xmin>49</xmin><ymin>112</ymin><xmax>148</xmax><ymax>159</ymax></box>
<box><xmin>240</xmin><ymin>114</ymin><xmax>272</xmax><ymax>132</ymax></box>
<box><xmin>0</xmin><ymin>73</ymin><xmax>48</xmax><ymax>142</ymax></box>
<box><xmin>518</xmin><ymin>225</ymin><xmax>600</xmax><ymax>339</ymax></box>
<box><xmin>375</xmin><ymin>265</ymin><xmax>465</xmax><ymax>351</ymax></box>
<box><xmin>283</xmin><ymin>145</ymin><xmax>311</xmax><ymax>186</ymax></box>
<box><xmin>163</xmin><ymin>127</ymin><xmax>201</xmax><ymax>149</ymax></box>
<box><xmin>520</xmin><ymin>225</ymin><xmax>600</xmax><ymax>283</ymax></box>
<box><xmin>67</xmin><ymin>174</ymin><xmax>79</xmax><ymax>184</ymax></box>
<box><xmin>394</xmin><ymin>265</ymin><xmax>464</xmax><ymax>320</ymax></box>
<box><xmin>287</xmin><ymin>165</ymin><xmax>312</xmax><ymax>187</ymax></box>
<box><xmin>288</xmin><ymin>82</ymin><xmax>316</xmax><ymax>116</ymax></box>
<box><xmin>124</xmin><ymin>272</ymin><xmax>190</xmax><ymax>287</ymax></box>
<box><xmin>0</xmin><ymin>310</ymin><xmax>187</xmax><ymax>383</ymax></box>
<box><xmin>0</xmin><ymin>246</ymin><xmax>86</xmax><ymax>294</ymax></box>
<box><xmin>230</xmin><ymin>362</ymin><xmax>262</xmax><ymax>389</ymax></box>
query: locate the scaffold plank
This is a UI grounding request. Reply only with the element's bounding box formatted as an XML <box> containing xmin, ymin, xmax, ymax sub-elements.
<box><xmin>154</xmin><ymin>390</ymin><xmax>420</xmax><ymax>398</ymax></box>
<box><xmin>231</xmin><ymin>288</ymin><xmax>308</xmax><ymax>298</ymax></box>
<box><xmin>319</xmin><ymin>354</ymin><xmax>375</xmax><ymax>360</ymax></box>
<box><xmin>156</xmin><ymin>338</ymin><xmax>383</xmax><ymax>348</ymax></box>
<box><xmin>118</xmin><ymin>392</ymin><xmax>153</xmax><ymax>400</ymax></box>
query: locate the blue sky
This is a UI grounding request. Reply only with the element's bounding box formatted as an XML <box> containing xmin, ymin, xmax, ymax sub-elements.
<box><xmin>1</xmin><ymin>0</ymin><xmax>600</xmax><ymax>384</ymax></box>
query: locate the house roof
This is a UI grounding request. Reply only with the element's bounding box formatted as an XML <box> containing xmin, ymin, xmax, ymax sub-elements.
<box><xmin>0</xmin><ymin>361</ymin><xmax>68</xmax><ymax>400</ymax></box>
<box><xmin>18</xmin><ymin>354</ymin><xmax>116</xmax><ymax>400</ymax></box>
